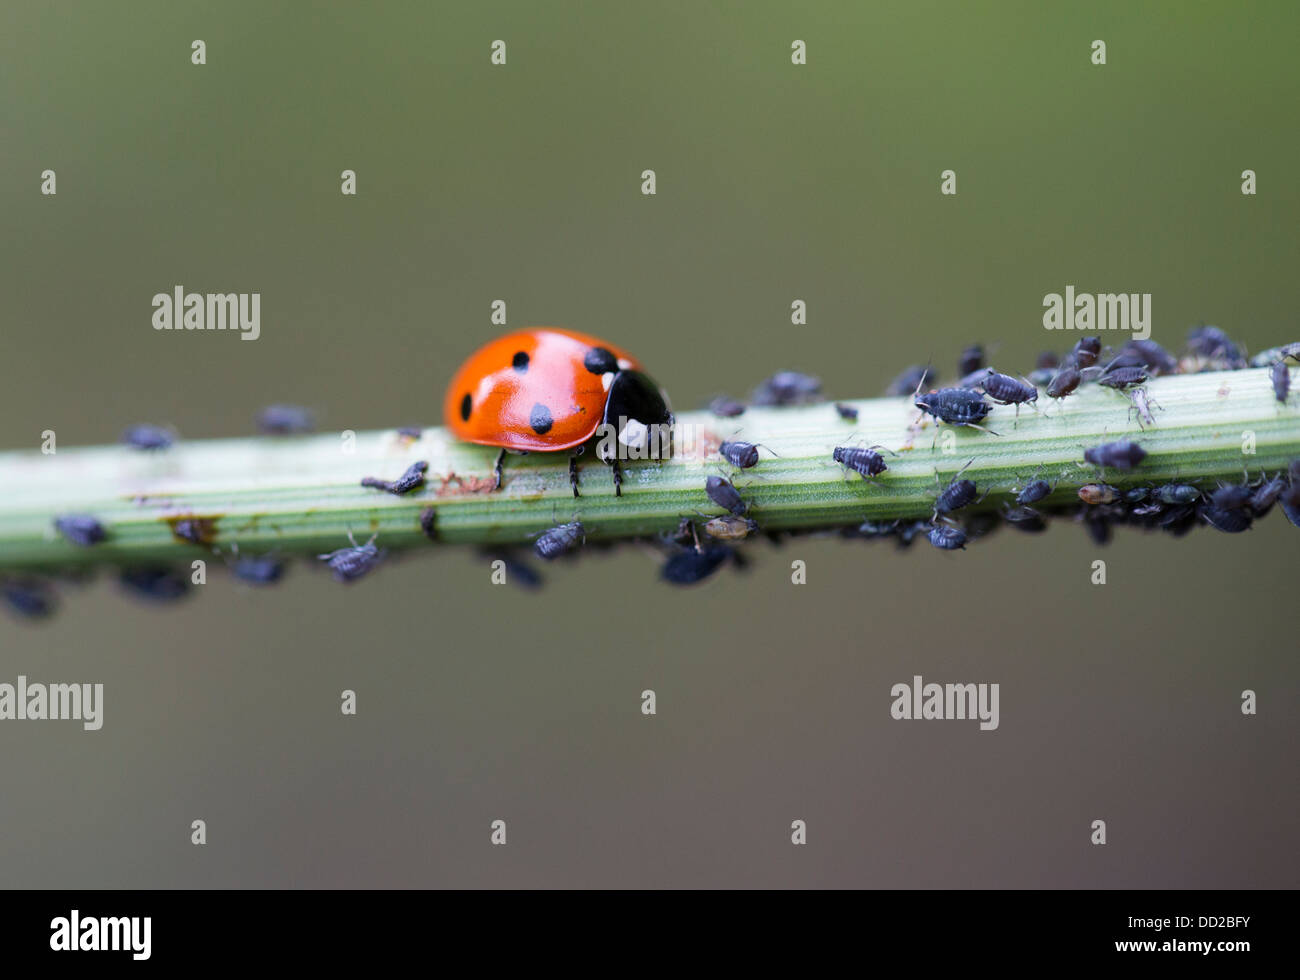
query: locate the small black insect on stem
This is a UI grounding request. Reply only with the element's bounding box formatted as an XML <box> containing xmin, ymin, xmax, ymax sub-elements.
<box><xmin>361</xmin><ymin>461</ymin><xmax>429</xmax><ymax>495</ymax></box>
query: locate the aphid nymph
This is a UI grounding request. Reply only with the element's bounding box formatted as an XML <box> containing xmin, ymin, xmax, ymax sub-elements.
<box><xmin>832</xmin><ymin>444</ymin><xmax>892</xmax><ymax>481</ymax></box>
<box><xmin>1084</xmin><ymin>439</ymin><xmax>1147</xmax><ymax>472</ymax></box>
<box><xmin>361</xmin><ymin>460</ymin><xmax>429</xmax><ymax>495</ymax></box>
<box><xmin>980</xmin><ymin>369</ymin><xmax>1038</xmax><ymax>416</ymax></box>
<box><xmin>933</xmin><ymin>460</ymin><xmax>979</xmax><ymax>517</ymax></box>
<box><xmin>54</xmin><ymin>514</ymin><xmax>107</xmax><ymax>547</ymax></box>
<box><xmin>318</xmin><ymin>531</ymin><xmax>385</xmax><ymax>582</ymax></box>
<box><xmin>533</xmin><ymin>520</ymin><xmax>585</xmax><ymax>561</ymax></box>
<box><xmin>928</xmin><ymin>523</ymin><xmax>967</xmax><ymax>551</ymax></box>
<box><xmin>258</xmin><ymin>404</ymin><xmax>316</xmax><ymax>435</ymax></box>
<box><xmin>121</xmin><ymin>424</ymin><xmax>176</xmax><ymax>450</ymax></box>
<box><xmin>1271</xmin><ymin>360</ymin><xmax>1291</xmax><ymax>403</ymax></box>
<box><xmin>705</xmin><ymin>475</ymin><xmax>747</xmax><ymax>515</ymax></box>
<box><xmin>718</xmin><ymin>439</ymin><xmax>770</xmax><ymax>469</ymax></box>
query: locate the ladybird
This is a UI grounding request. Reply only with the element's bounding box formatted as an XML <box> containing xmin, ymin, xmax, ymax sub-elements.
<box><xmin>444</xmin><ymin>328</ymin><xmax>673</xmax><ymax>496</ymax></box>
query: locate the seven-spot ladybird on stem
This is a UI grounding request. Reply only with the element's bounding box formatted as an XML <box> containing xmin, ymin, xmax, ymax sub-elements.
<box><xmin>445</xmin><ymin>328</ymin><xmax>673</xmax><ymax>498</ymax></box>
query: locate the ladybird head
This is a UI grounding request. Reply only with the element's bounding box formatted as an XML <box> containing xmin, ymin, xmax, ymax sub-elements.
<box><xmin>599</xmin><ymin>370</ymin><xmax>673</xmax><ymax>457</ymax></box>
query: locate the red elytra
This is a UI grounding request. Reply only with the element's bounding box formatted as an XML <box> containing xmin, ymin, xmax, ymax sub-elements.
<box><xmin>444</xmin><ymin>328</ymin><xmax>673</xmax><ymax>453</ymax></box>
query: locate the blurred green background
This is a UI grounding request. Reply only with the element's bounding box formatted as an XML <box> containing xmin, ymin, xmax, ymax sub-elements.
<box><xmin>1</xmin><ymin>1</ymin><xmax>1296</xmax><ymax>887</ymax></box>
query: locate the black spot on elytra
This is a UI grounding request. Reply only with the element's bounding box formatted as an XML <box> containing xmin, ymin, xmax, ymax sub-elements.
<box><xmin>512</xmin><ymin>351</ymin><xmax>529</xmax><ymax>372</ymax></box>
<box><xmin>529</xmin><ymin>403</ymin><xmax>553</xmax><ymax>435</ymax></box>
<box><xmin>583</xmin><ymin>346</ymin><xmax>618</xmax><ymax>375</ymax></box>
<box><xmin>460</xmin><ymin>393</ymin><xmax>472</xmax><ymax>422</ymax></box>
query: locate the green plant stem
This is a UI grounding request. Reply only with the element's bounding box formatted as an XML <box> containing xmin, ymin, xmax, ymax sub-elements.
<box><xmin>0</xmin><ymin>367</ymin><xmax>1296</xmax><ymax>572</ymax></box>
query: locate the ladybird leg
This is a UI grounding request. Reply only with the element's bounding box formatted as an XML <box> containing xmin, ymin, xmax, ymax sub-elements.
<box><xmin>569</xmin><ymin>455</ymin><xmax>581</xmax><ymax>498</ymax></box>
<box><xmin>493</xmin><ymin>448</ymin><xmax>506</xmax><ymax>491</ymax></box>
<box><xmin>611</xmin><ymin>458</ymin><xmax>623</xmax><ymax>497</ymax></box>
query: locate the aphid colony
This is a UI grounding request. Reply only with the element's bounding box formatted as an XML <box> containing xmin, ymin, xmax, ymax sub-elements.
<box><xmin>643</xmin><ymin>327</ymin><xmax>1298</xmax><ymax>584</ymax></box>
<box><xmin>6</xmin><ymin>328</ymin><xmax>1298</xmax><ymax>614</ymax></box>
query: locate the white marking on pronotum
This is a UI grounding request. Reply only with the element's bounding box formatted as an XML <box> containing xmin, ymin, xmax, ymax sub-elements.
<box><xmin>619</xmin><ymin>419</ymin><xmax>649</xmax><ymax>449</ymax></box>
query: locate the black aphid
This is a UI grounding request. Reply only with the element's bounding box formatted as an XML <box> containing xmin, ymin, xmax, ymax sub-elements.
<box><xmin>1097</xmin><ymin>366</ymin><xmax>1148</xmax><ymax>390</ymax></box>
<box><xmin>957</xmin><ymin>368</ymin><xmax>992</xmax><ymax>389</ymax></box>
<box><xmin>1249</xmin><ymin>474</ymin><xmax>1287</xmax><ymax>517</ymax></box>
<box><xmin>928</xmin><ymin>524</ymin><xmax>967</xmax><ymax>551</ymax></box>
<box><xmin>662</xmin><ymin>546</ymin><xmax>732</xmax><ymax>585</ymax></box>
<box><xmin>1280</xmin><ymin>483</ymin><xmax>1300</xmax><ymax>529</ymax></box>
<box><xmin>958</xmin><ymin>344</ymin><xmax>985</xmax><ymax>377</ymax></box>
<box><xmin>833</xmin><ymin>445</ymin><xmax>890</xmax><ymax>480</ymax></box>
<box><xmin>1210</xmin><ymin>483</ymin><xmax>1253</xmax><ymax>511</ymax></box>
<box><xmin>914</xmin><ymin>386</ymin><xmax>995</xmax><ymax>432</ymax></box>
<box><xmin>419</xmin><ymin>506</ymin><xmax>438</xmax><ymax>542</ymax></box>
<box><xmin>1081</xmin><ymin>509</ymin><xmax>1115</xmax><ymax>545</ymax></box>
<box><xmin>1124</xmin><ymin>487</ymin><xmax>1151</xmax><ymax>504</ymax></box>
<box><xmin>1271</xmin><ymin>360</ymin><xmax>1291</xmax><ymax>403</ymax></box>
<box><xmin>1002</xmin><ymin>506</ymin><xmax>1046</xmax><ymax>532</ymax></box>
<box><xmin>833</xmin><ymin>402</ymin><xmax>859</xmax><ymax>421</ymax></box>
<box><xmin>750</xmin><ymin>371</ymin><xmax>822</xmax><ymax>406</ymax></box>
<box><xmin>54</xmin><ymin>514</ymin><xmax>107</xmax><ymax>547</ymax></box>
<box><xmin>1155</xmin><ymin>484</ymin><xmax>1201</xmax><ymax>505</ymax></box>
<box><xmin>1016</xmin><ymin>478</ymin><xmax>1052</xmax><ymax>505</ymax></box>
<box><xmin>1121</xmin><ymin>339</ymin><xmax>1178</xmax><ymax>376</ymax></box>
<box><xmin>933</xmin><ymin>461</ymin><xmax>978</xmax><ymax>517</ymax></box>
<box><xmin>318</xmin><ymin>532</ymin><xmax>385</xmax><ymax>582</ymax></box>
<box><xmin>231</xmin><ymin>554</ymin><xmax>286</xmax><ymax>585</ymax></box>
<box><xmin>119</xmin><ymin>566</ymin><xmax>190</xmax><ymax>602</ymax></box>
<box><xmin>1101</xmin><ymin>351</ymin><xmax>1148</xmax><ymax>374</ymax></box>
<box><xmin>708</xmin><ymin>395</ymin><xmax>746</xmax><ymax>418</ymax></box>
<box><xmin>1187</xmin><ymin>325</ymin><xmax>1246</xmax><ymax>368</ymax></box>
<box><xmin>719</xmin><ymin>440</ymin><xmax>762</xmax><ymax>469</ymax></box>
<box><xmin>1036</xmin><ymin>351</ymin><xmax>1061</xmax><ymax>371</ymax></box>
<box><xmin>361</xmin><ymin>460</ymin><xmax>429</xmax><ymax>495</ymax></box>
<box><xmin>705</xmin><ymin>475</ymin><xmax>747</xmax><ymax>515</ymax></box>
<box><xmin>1070</xmin><ymin>336</ymin><xmax>1102</xmax><ymax>370</ymax></box>
<box><xmin>1084</xmin><ymin>440</ymin><xmax>1147</xmax><ymax>472</ymax></box>
<box><xmin>1046</xmin><ymin>367</ymin><xmax>1082</xmax><ymax>399</ymax></box>
<box><xmin>1201</xmin><ymin>505</ymin><xmax>1252</xmax><ymax>534</ymax></box>
<box><xmin>533</xmin><ymin>521</ymin><xmax>585</xmax><ymax>561</ymax></box>
<box><xmin>886</xmin><ymin>365</ymin><xmax>935</xmax><ymax>397</ymax></box>
<box><xmin>981</xmin><ymin>369</ymin><xmax>1038</xmax><ymax>413</ymax></box>
<box><xmin>121</xmin><ymin>424</ymin><xmax>175</xmax><ymax>450</ymax></box>
<box><xmin>2</xmin><ymin>579</ymin><xmax>57</xmax><ymax>619</ymax></box>
<box><xmin>397</xmin><ymin>426</ymin><xmax>423</xmax><ymax>441</ymax></box>
<box><xmin>257</xmin><ymin>404</ymin><xmax>316</xmax><ymax>434</ymax></box>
